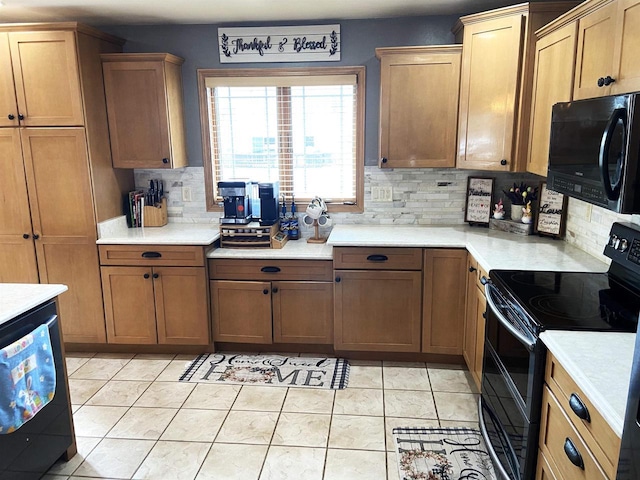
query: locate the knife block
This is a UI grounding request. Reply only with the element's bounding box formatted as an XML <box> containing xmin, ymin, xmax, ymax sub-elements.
<box><xmin>143</xmin><ymin>198</ymin><xmax>168</xmax><ymax>227</ymax></box>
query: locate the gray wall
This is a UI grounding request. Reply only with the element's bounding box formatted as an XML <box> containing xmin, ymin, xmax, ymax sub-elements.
<box><xmin>103</xmin><ymin>16</ymin><xmax>458</xmax><ymax>167</ymax></box>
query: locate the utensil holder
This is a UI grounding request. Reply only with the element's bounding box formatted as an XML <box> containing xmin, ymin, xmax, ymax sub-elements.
<box><xmin>143</xmin><ymin>198</ymin><xmax>168</xmax><ymax>227</ymax></box>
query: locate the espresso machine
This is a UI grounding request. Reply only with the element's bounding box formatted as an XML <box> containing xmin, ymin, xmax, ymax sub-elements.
<box><xmin>218</xmin><ymin>181</ymin><xmax>257</xmax><ymax>224</ymax></box>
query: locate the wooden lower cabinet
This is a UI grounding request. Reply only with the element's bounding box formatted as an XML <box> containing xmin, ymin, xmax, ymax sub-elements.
<box><xmin>333</xmin><ymin>270</ymin><xmax>422</xmax><ymax>352</ymax></box>
<box><xmin>536</xmin><ymin>451</ymin><xmax>560</xmax><ymax>480</ymax></box>
<box><xmin>422</xmin><ymin>249</ymin><xmax>466</xmax><ymax>354</ymax></box>
<box><xmin>102</xmin><ymin>265</ymin><xmax>209</xmax><ymax>345</ymax></box>
<box><xmin>463</xmin><ymin>253</ymin><xmax>488</xmax><ymax>389</ymax></box>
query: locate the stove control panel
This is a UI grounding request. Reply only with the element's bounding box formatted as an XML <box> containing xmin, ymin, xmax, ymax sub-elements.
<box><xmin>606</xmin><ymin>223</ymin><xmax>640</xmax><ymax>269</ymax></box>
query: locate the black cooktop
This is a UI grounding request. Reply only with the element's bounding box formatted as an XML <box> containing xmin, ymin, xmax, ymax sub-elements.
<box><xmin>490</xmin><ymin>270</ymin><xmax>640</xmax><ymax>333</ymax></box>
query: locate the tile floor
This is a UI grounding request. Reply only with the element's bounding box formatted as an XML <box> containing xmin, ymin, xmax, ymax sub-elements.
<box><xmin>45</xmin><ymin>352</ymin><xmax>479</xmax><ymax>480</ymax></box>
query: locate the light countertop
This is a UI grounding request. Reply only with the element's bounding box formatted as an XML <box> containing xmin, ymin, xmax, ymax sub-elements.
<box><xmin>97</xmin><ymin>216</ymin><xmax>219</xmax><ymax>245</ymax></box>
<box><xmin>207</xmin><ymin>239</ymin><xmax>333</xmax><ymax>260</ymax></box>
<box><xmin>0</xmin><ymin>284</ymin><xmax>68</xmax><ymax>327</ymax></box>
<box><xmin>327</xmin><ymin>225</ymin><xmax>608</xmax><ymax>273</ymax></box>
<box><xmin>540</xmin><ymin>330</ymin><xmax>635</xmax><ymax>438</ymax></box>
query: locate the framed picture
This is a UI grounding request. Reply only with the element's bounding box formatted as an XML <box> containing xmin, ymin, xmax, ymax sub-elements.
<box><xmin>465</xmin><ymin>177</ymin><xmax>494</xmax><ymax>225</ymax></box>
<box><xmin>535</xmin><ymin>182</ymin><xmax>568</xmax><ymax>238</ymax></box>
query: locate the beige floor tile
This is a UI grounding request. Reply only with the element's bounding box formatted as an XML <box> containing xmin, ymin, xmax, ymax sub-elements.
<box><xmin>333</xmin><ymin>388</ymin><xmax>383</xmax><ymax>416</ymax></box>
<box><xmin>72</xmin><ymin>405</ymin><xmax>128</xmax><ymax>437</ymax></box>
<box><xmin>65</xmin><ymin>356</ymin><xmax>91</xmax><ymax>376</ymax></box>
<box><xmin>383</xmin><ymin>366</ymin><xmax>431</xmax><ymax>390</ymax></box>
<box><xmin>215</xmin><ymin>410</ymin><xmax>279</xmax><ymax>444</ymax></box>
<box><xmin>106</xmin><ymin>407</ymin><xmax>177</xmax><ymax>439</ymax></box>
<box><xmin>155</xmin><ymin>359</ymin><xmax>194</xmax><ymax>381</ymax></box>
<box><xmin>387</xmin><ymin>451</ymin><xmax>400</xmax><ymax>480</ymax></box>
<box><xmin>272</xmin><ymin>412</ymin><xmax>331</xmax><ymax>447</ymax></box>
<box><xmin>329</xmin><ymin>414</ymin><xmax>385</xmax><ymax>451</ymax></box>
<box><xmin>175</xmin><ymin>353</ymin><xmax>200</xmax><ymax>360</ymax></box>
<box><xmin>46</xmin><ymin>436</ymin><xmax>101</xmax><ymax>476</ymax></box>
<box><xmin>70</xmin><ymin>358</ymin><xmax>131</xmax><ymax>380</ymax></box>
<box><xmin>440</xmin><ymin>419</ymin><xmax>480</xmax><ymax>429</ymax></box>
<box><xmin>133</xmin><ymin>381</ymin><xmax>196</xmax><ymax>408</ymax></box>
<box><xmin>427</xmin><ymin>362</ymin><xmax>464</xmax><ymax>370</ymax></box>
<box><xmin>232</xmin><ymin>385</ymin><xmax>287</xmax><ymax>412</ymax></box>
<box><xmin>68</xmin><ymin>379</ymin><xmax>107</xmax><ymax>405</ymax></box>
<box><xmin>160</xmin><ymin>409</ymin><xmax>227</xmax><ymax>442</ymax></box>
<box><xmin>434</xmin><ymin>392</ymin><xmax>480</xmax><ymax>422</ymax></box>
<box><xmin>66</xmin><ymin>352</ymin><xmax>95</xmax><ymax>358</ymax></box>
<box><xmin>259</xmin><ymin>446</ymin><xmax>325</xmax><ymax>480</ymax></box>
<box><xmin>281</xmin><ymin>388</ymin><xmax>334</xmax><ymax>414</ymax></box>
<box><xmin>183</xmin><ymin>383</ymin><xmax>241</xmax><ymax>410</ymax></box>
<box><xmin>134</xmin><ymin>353</ymin><xmax>176</xmax><ymax>360</ymax></box>
<box><xmin>86</xmin><ymin>380</ymin><xmax>151</xmax><ymax>407</ymax></box>
<box><xmin>384</xmin><ymin>417</ymin><xmax>440</xmax><ymax>450</ymax></box>
<box><xmin>133</xmin><ymin>440</ymin><xmax>210</xmax><ymax>480</ymax></box>
<box><xmin>347</xmin><ymin>365</ymin><xmax>383</xmax><ymax>389</ymax></box>
<box><xmin>382</xmin><ymin>360</ymin><xmax>426</xmax><ymax>368</ymax></box>
<box><xmin>73</xmin><ymin>438</ymin><xmax>155</xmax><ymax>478</ymax></box>
<box><xmin>196</xmin><ymin>443</ymin><xmax>267</xmax><ymax>480</ymax></box>
<box><xmin>428</xmin><ymin>368</ymin><xmax>478</xmax><ymax>393</ymax></box>
<box><xmin>71</xmin><ymin>404</ymin><xmax>81</xmax><ymax>413</ymax></box>
<box><xmin>324</xmin><ymin>449</ymin><xmax>387</xmax><ymax>480</ymax></box>
<box><xmin>112</xmin><ymin>358</ymin><xmax>172</xmax><ymax>381</ymax></box>
<box><xmin>384</xmin><ymin>390</ymin><xmax>437</xmax><ymax>419</ymax></box>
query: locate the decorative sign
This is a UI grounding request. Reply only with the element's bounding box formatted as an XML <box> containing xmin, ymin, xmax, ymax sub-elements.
<box><xmin>535</xmin><ymin>182</ymin><xmax>568</xmax><ymax>238</ymax></box>
<box><xmin>465</xmin><ymin>177</ymin><xmax>494</xmax><ymax>225</ymax></box>
<box><xmin>218</xmin><ymin>25</ymin><xmax>341</xmax><ymax>63</ymax></box>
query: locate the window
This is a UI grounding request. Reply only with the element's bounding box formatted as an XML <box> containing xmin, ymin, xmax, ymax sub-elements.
<box><xmin>198</xmin><ymin>67</ymin><xmax>365</xmax><ymax>212</ymax></box>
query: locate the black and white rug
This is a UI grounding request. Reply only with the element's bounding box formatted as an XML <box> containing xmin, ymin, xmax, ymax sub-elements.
<box><xmin>393</xmin><ymin>427</ymin><xmax>497</xmax><ymax>480</ymax></box>
<box><xmin>179</xmin><ymin>353</ymin><xmax>349</xmax><ymax>389</ymax></box>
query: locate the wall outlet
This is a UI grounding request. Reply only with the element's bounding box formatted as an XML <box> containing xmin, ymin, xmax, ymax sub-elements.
<box><xmin>371</xmin><ymin>186</ymin><xmax>393</xmax><ymax>202</ymax></box>
<box><xmin>182</xmin><ymin>186</ymin><xmax>192</xmax><ymax>202</ymax></box>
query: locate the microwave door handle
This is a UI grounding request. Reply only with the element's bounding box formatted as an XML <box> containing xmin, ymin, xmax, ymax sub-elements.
<box><xmin>599</xmin><ymin>107</ymin><xmax>627</xmax><ymax>201</ymax></box>
<box><xmin>485</xmin><ymin>283</ymin><xmax>536</xmax><ymax>352</ymax></box>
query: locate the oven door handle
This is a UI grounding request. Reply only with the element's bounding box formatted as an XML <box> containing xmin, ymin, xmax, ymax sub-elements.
<box><xmin>478</xmin><ymin>397</ymin><xmax>515</xmax><ymax>480</ymax></box>
<box><xmin>485</xmin><ymin>283</ymin><xmax>536</xmax><ymax>352</ymax></box>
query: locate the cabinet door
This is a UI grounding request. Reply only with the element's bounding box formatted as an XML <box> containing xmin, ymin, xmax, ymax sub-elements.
<box><xmin>527</xmin><ymin>23</ymin><xmax>578</xmax><ymax>177</ymax></box>
<box><xmin>535</xmin><ymin>452</ymin><xmax>560</xmax><ymax>480</ymax></box>
<box><xmin>211</xmin><ymin>280</ymin><xmax>272</xmax><ymax>344</ymax></box>
<box><xmin>463</xmin><ymin>255</ymin><xmax>478</xmax><ymax>379</ymax></box>
<box><xmin>272</xmin><ymin>281</ymin><xmax>333</xmax><ymax>344</ymax></box>
<box><xmin>0</xmin><ymin>33</ymin><xmax>19</xmax><ymax>127</ymax></box>
<box><xmin>102</xmin><ymin>61</ymin><xmax>171</xmax><ymax>169</ymax></box>
<box><xmin>8</xmin><ymin>31</ymin><xmax>84</xmax><ymax>126</ymax></box>
<box><xmin>422</xmin><ymin>249</ymin><xmax>466</xmax><ymax>354</ymax></box>
<box><xmin>574</xmin><ymin>2</ymin><xmax>617</xmax><ymax>100</ymax></box>
<box><xmin>101</xmin><ymin>266</ymin><xmax>157</xmax><ymax>344</ymax></box>
<box><xmin>334</xmin><ymin>270</ymin><xmax>422</xmax><ymax>352</ymax></box>
<box><xmin>379</xmin><ymin>48</ymin><xmax>461</xmax><ymax>168</ymax></box>
<box><xmin>457</xmin><ymin>14</ymin><xmax>524</xmax><ymax>170</ymax></box>
<box><xmin>154</xmin><ymin>267</ymin><xmax>210</xmax><ymax>345</ymax></box>
<box><xmin>611</xmin><ymin>0</ymin><xmax>640</xmax><ymax>94</ymax></box>
<box><xmin>473</xmin><ymin>286</ymin><xmax>487</xmax><ymax>389</ymax></box>
<box><xmin>0</xmin><ymin>129</ymin><xmax>38</xmax><ymax>283</ymax></box>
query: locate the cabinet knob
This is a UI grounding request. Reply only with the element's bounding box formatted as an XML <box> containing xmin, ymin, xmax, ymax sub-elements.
<box><xmin>263</xmin><ymin>288</ymin><xmax>269</xmax><ymax>295</ymax></box>
<box><xmin>153</xmin><ymin>273</ymin><xmax>159</xmax><ymax>279</ymax></box>
<box><xmin>23</xmin><ymin>233</ymin><xmax>30</xmax><ymax>239</ymax></box>
<box><xmin>162</xmin><ymin>158</ymin><xmax>169</xmax><ymax>164</ymax></box>
<box><xmin>144</xmin><ymin>273</ymin><xmax>150</xmax><ymax>279</ymax></box>
<box><xmin>8</xmin><ymin>114</ymin><xmax>15</xmax><ymax>120</ymax></box>
<box><xmin>597</xmin><ymin>77</ymin><xmax>605</xmax><ymax>87</ymax></box>
<box><xmin>563</xmin><ymin>438</ymin><xmax>585</xmax><ymax>470</ymax></box>
<box><xmin>32</xmin><ymin>234</ymin><xmax>39</xmax><ymax>240</ymax></box>
<box><xmin>18</xmin><ymin>113</ymin><xmax>24</xmax><ymax>120</ymax></box>
<box><xmin>469</xmin><ymin>266</ymin><xmax>477</xmax><ymax>273</ymax></box>
<box><xmin>380</xmin><ymin>157</ymin><xmax>388</xmax><ymax>164</ymax></box>
<box><xmin>568</xmin><ymin>393</ymin><xmax>590</xmax><ymax>422</ymax></box>
<box><xmin>603</xmin><ymin>75</ymin><xmax>616</xmax><ymax>86</ymax></box>
<box><xmin>335</xmin><ymin>276</ymin><xmax>341</xmax><ymax>283</ymax></box>
<box><xmin>500</xmin><ymin>159</ymin><xmax>507</xmax><ymax>166</ymax></box>
<box><xmin>272</xmin><ymin>287</ymin><xmax>279</xmax><ymax>293</ymax></box>
<box><xmin>480</xmin><ymin>276</ymin><xmax>488</xmax><ymax>285</ymax></box>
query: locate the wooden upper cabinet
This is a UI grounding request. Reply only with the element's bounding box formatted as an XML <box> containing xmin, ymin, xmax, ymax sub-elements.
<box><xmin>0</xmin><ymin>33</ymin><xmax>19</xmax><ymax>127</ymax></box>
<box><xmin>574</xmin><ymin>2</ymin><xmax>617</xmax><ymax>99</ymax></box>
<box><xmin>455</xmin><ymin>2</ymin><xmax>579</xmax><ymax>172</ymax></box>
<box><xmin>527</xmin><ymin>23</ymin><xmax>578</xmax><ymax>176</ymax></box>
<box><xmin>8</xmin><ymin>31</ymin><xmax>85</xmax><ymax>126</ymax></box>
<box><xmin>611</xmin><ymin>0</ymin><xmax>640</xmax><ymax>94</ymax></box>
<box><xmin>456</xmin><ymin>14</ymin><xmax>524</xmax><ymax>171</ymax></box>
<box><xmin>102</xmin><ymin>53</ymin><xmax>188</xmax><ymax>169</ymax></box>
<box><xmin>376</xmin><ymin>46</ymin><xmax>461</xmax><ymax>168</ymax></box>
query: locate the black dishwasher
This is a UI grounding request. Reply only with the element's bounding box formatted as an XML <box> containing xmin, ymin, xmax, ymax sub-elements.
<box><xmin>0</xmin><ymin>301</ymin><xmax>75</xmax><ymax>479</ymax></box>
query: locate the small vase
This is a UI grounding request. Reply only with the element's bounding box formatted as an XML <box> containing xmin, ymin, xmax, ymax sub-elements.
<box><xmin>510</xmin><ymin>204</ymin><xmax>523</xmax><ymax>222</ymax></box>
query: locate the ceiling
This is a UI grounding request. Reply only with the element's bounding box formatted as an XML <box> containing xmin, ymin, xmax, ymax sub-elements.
<box><xmin>0</xmin><ymin>0</ymin><xmax>535</xmax><ymax>25</ymax></box>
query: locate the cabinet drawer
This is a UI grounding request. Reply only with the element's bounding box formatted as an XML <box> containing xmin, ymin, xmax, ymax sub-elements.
<box><xmin>333</xmin><ymin>247</ymin><xmax>422</xmax><ymax>270</ymax></box>
<box><xmin>99</xmin><ymin>245</ymin><xmax>205</xmax><ymax>267</ymax></box>
<box><xmin>545</xmin><ymin>353</ymin><xmax>620</xmax><ymax>478</ymax></box>
<box><xmin>539</xmin><ymin>386</ymin><xmax>607</xmax><ymax>480</ymax></box>
<box><xmin>209</xmin><ymin>259</ymin><xmax>332</xmax><ymax>281</ymax></box>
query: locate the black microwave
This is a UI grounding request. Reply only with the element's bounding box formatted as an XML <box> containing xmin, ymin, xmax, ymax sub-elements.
<box><xmin>547</xmin><ymin>94</ymin><xmax>640</xmax><ymax>213</ymax></box>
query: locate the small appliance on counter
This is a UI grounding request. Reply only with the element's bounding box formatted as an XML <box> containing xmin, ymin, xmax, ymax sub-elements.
<box><xmin>258</xmin><ymin>181</ymin><xmax>279</xmax><ymax>226</ymax></box>
<box><xmin>218</xmin><ymin>180</ymin><xmax>257</xmax><ymax>224</ymax></box>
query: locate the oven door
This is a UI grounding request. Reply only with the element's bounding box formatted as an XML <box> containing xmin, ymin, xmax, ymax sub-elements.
<box><xmin>480</xmin><ymin>283</ymin><xmax>546</xmax><ymax>480</ymax></box>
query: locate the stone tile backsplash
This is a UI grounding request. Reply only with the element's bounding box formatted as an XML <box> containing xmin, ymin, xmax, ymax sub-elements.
<box><xmin>134</xmin><ymin>166</ymin><xmax>639</xmax><ymax>260</ymax></box>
